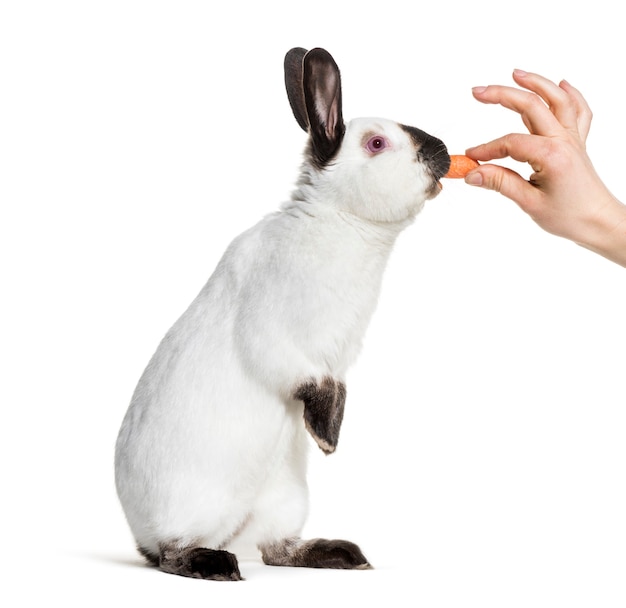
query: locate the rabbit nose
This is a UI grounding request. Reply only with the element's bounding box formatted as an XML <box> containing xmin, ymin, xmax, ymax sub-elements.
<box><xmin>399</xmin><ymin>124</ymin><xmax>450</xmax><ymax>180</ymax></box>
<box><xmin>419</xmin><ymin>135</ymin><xmax>450</xmax><ymax>180</ymax></box>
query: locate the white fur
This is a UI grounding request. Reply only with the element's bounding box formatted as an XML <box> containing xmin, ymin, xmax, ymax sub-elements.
<box><xmin>115</xmin><ymin>108</ymin><xmax>442</xmax><ymax>558</ymax></box>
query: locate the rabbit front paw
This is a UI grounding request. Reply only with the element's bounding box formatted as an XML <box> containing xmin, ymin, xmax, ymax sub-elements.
<box><xmin>294</xmin><ymin>376</ymin><xmax>346</xmax><ymax>454</ymax></box>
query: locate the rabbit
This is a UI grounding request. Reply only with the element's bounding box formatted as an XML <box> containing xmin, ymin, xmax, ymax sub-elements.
<box><xmin>114</xmin><ymin>46</ymin><xmax>450</xmax><ymax>581</ymax></box>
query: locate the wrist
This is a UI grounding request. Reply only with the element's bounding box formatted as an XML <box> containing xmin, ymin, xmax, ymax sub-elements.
<box><xmin>578</xmin><ymin>196</ymin><xmax>626</xmax><ymax>267</ymax></box>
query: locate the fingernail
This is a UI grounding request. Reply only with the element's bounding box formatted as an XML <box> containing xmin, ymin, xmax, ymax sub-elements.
<box><xmin>465</xmin><ymin>171</ymin><xmax>483</xmax><ymax>186</ymax></box>
<box><xmin>513</xmin><ymin>69</ymin><xmax>528</xmax><ymax>78</ymax></box>
<box><xmin>472</xmin><ymin>86</ymin><xmax>487</xmax><ymax>95</ymax></box>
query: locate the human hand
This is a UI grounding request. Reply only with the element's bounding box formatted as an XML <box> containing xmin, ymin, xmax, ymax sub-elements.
<box><xmin>465</xmin><ymin>70</ymin><xmax>626</xmax><ymax>267</ymax></box>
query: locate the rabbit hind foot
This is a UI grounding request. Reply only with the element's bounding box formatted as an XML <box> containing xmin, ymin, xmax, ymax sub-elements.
<box><xmin>142</xmin><ymin>542</ymin><xmax>243</xmax><ymax>581</ymax></box>
<box><xmin>260</xmin><ymin>537</ymin><xmax>372</xmax><ymax>570</ymax></box>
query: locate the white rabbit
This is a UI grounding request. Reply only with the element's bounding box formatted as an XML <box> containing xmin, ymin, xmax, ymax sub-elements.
<box><xmin>115</xmin><ymin>47</ymin><xmax>450</xmax><ymax>581</ymax></box>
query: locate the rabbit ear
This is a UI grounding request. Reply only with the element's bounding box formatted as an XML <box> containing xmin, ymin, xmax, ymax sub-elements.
<box><xmin>284</xmin><ymin>47</ymin><xmax>310</xmax><ymax>132</ymax></box>
<box><xmin>284</xmin><ymin>47</ymin><xmax>345</xmax><ymax>167</ymax></box>
<box><xmin>302</xmin><ymin>48</ymin><xmax>345</xmax><ymax>167</ymax></box>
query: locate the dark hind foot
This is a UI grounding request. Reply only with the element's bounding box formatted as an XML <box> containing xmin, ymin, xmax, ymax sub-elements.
<box><xmin>156</xmin><ymin>543</ymin><xmax>242</xmax><ymax>581</ymax></box>
<box><xmin>260</xmin><ymin>537</ymin><xmax>372</xmax><ymax>570</ymax></box>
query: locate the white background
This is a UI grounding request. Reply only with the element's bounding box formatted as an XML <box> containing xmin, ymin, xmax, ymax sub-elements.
<box><xmin>2</xmin><ymin>1</ymin><xmax>625</xmax><ymax>606</ymax></box>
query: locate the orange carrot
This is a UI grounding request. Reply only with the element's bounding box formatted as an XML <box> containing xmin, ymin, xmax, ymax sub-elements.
<box><xmin>444</xmin><ymin>155</ymin><xmax>480</xmax><ymax>178</ymax></box>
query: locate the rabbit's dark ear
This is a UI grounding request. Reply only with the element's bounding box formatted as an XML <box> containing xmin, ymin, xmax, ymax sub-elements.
<box><xmin>302</xmin><ymin>48</ymin><xmax>345</xmax><ymax>167</ymax></box>
<box><xmin>284</xmin><ymin>47</ymin><xmax>310</xmax><ymax>132</ymax></box>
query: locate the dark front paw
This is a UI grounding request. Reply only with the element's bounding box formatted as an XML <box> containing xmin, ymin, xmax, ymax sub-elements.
<box><xmin>293</xmin><ymin>377</ymin><xmax>346</xmax><ymax>454</ymax></box>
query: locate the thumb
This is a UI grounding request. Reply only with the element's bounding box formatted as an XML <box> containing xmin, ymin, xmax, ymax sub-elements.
<box><xmin>464</xmin><ymin>165</ymin><xmax>536</xmax><ymax>209</ymax></box>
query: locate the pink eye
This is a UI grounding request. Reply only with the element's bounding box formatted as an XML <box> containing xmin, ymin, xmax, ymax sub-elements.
<box><xmin>366</xmin><ymin>135</ymin><xmax>388</xmax><ymax>154</ymax></box>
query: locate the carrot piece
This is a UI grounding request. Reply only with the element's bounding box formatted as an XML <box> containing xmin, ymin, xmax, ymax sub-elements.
<box><xmin>444</xmin><ymin>155</ymin><xmax>480</xmax><ymax>178</ymax></box>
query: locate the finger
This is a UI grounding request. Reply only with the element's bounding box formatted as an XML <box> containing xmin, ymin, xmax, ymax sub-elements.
<box><xmin>466</xmin><ymin>133</ymin><xmax>546</xmax><ymax>170</ymax></box>
<box><xmin>512</xmin><ymin>70</ymin><xmax>580</xmax><ymax>133</ymax></box>
<box><xmin>472</xmin><ymin>84</ymin><xmax>563</xmax><ymax>136</ymax></box>
<box><xmin>464</xmin><ymin>164</ymin><xmax>540</xmax><ymax>212</ymax></box>
<box><xmin>559</xmin><ymin>79</ymin><xmax>593</xmax><ymax>141</ymax></box>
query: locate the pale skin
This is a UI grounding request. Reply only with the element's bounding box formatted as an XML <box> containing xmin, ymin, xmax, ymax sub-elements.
<box><xmin>464</xmin><ymin>69</ymin><xmax>626</xmax><ymax>268</ymax></box>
